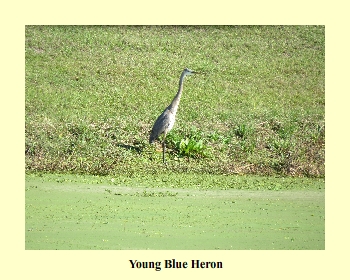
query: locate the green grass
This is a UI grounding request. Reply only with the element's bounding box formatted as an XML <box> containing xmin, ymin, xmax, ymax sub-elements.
<box><xmin>25</xmin><ymin>173</ymin><xmax>324</xmax><ymax>250</ymax></box>
<box><xmin>25</xmin><ymin>26</ymin><xmax>325</xmax><ymax>177</ymax></box>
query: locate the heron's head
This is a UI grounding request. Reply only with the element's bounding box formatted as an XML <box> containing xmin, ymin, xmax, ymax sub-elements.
<box><xmin>184</xmin><ymin>68</ymin><xmax>199</xmax><ymax>76</ymax></box>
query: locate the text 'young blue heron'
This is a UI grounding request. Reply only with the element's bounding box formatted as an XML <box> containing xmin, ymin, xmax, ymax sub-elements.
<box><xmin>149</xmin><ymin>68</ymin><xmax>199</xmax><ymax>163</ymax></box>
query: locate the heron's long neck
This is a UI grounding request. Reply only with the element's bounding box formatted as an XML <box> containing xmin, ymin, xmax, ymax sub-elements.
<box><xmin>169</xmin><ymin>72</ymin><xmax>187</xmax><ymax>114</ymax></box>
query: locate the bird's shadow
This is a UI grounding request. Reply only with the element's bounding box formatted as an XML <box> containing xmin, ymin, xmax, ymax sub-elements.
<box><xmin>116</xmin><ymin>143</ymin><xmax>144</xmax><ymax>154</ymax></box>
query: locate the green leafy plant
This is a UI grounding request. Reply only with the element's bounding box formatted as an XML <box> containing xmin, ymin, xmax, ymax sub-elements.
<box><xmin>167</xmin><ymin>128</ymin><xmax>210</xmax><ymax>159</ymax></box>
<box><xmin>239</xmin><ymin>139</ymin><xmax>256</xmax><ymax>154</ymax></box>
<box><xmin>234</xmin><ymin>124</ymin><xmax>252</xmax><ymax>140</ymax></box>
<box><xmin>267</xmin><ymin>137</ymin><xmax>294</xmax><ymax>156</ymax></box>
<box><xmin>208</xmin><ymin>131</ymin><xmax>230</xmax><ymax>144</ymax></box>
<box><xmin>310</xmin><ymin>124</ymin><xmax>324</xmax><ymax>143</ymax></box>
<box><xmin>178</xmin><ymin>137</ymin><xmax>208</xmax><ymax>158</ymax></box>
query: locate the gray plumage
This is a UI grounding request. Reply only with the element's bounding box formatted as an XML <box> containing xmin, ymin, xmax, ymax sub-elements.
<box><xmin>149</xmin><ymin>68</ymin><xmax>198</xmax><ymax>163</ymax></box>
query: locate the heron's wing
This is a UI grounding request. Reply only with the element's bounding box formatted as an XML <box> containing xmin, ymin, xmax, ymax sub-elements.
<box><xmin>149</xmin><ymin>108</ymin><xmax>173</xmax><ymax>142</ymax></box>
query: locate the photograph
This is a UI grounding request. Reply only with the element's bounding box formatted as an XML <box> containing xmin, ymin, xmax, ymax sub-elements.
<box><xmin>25</xmin><ymin>25</ymin><xmax>325</xmax><ymax>250</ymax></box>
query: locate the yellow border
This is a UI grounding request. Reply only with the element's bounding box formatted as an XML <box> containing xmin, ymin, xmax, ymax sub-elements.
<box><xmin>2</xmin><ymin>0</ymin><xmax>347</xmax><ymax>279</ymax></box>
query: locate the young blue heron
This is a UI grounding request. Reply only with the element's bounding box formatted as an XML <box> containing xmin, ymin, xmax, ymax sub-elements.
<box><xmin>149</xmin><ymin>68</ymin><xmax>199</xmax><ymax>163</ymax></box>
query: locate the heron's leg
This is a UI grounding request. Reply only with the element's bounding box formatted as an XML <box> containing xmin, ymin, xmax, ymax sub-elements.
<box><xmin>162</xmin><ymin>132</ymin><xmax>167</xmax><ymax>164</ymax></box>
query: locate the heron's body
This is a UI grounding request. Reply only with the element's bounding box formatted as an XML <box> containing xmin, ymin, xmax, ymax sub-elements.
<box><xmin>149</xmin><ymin>68</ymin><xmax>198</xmax><ymax>163</ymax></box>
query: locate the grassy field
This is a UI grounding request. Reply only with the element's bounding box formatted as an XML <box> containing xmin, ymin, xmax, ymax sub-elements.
<box><xmin>25</xmin><ymin>173</ymin><xmax>324</xmax><ymax>250</ymax></box>
<box><xmin>25</xmin><ymin>26</ymin><xmax>325</xmax><ymax>177</ymax></box>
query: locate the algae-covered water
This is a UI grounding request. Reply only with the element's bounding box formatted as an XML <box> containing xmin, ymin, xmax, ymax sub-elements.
<box><xmin>25</xmin><ymin>174</ymin><xmax>324</xmax><ymax>250</ymax></box>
